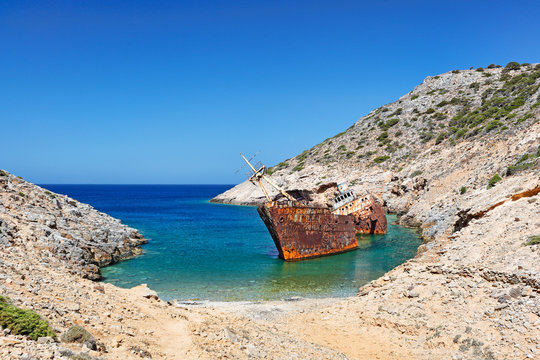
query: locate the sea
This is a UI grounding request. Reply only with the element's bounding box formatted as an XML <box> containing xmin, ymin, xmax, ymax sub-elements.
<box><xmin>41</xmin><ymin>184</ymin><xmax>423</xmax><ymax>301</ymax></box>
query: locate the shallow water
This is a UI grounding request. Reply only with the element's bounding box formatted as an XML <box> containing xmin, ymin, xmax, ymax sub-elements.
<box><xmin>42</xmin><ymin>184</ymin><xmax>422</xmax><ymax>301</ymax></box>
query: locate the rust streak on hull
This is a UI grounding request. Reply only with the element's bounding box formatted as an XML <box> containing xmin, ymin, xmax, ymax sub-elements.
<box><xmin>258</xmin><ymin>201</ymin><xmax>358</xmax><ymax>261</ymax></box>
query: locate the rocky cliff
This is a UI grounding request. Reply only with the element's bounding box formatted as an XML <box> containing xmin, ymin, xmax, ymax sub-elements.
<box><xmin>0</xmin><ymin>171</ymin><xmax>147</xmax><ymax>280</ymax></box>
<box><xmin>212</xmin><ymin>62</ymin><xmax>540</xmax><ymax>238</ymax></box>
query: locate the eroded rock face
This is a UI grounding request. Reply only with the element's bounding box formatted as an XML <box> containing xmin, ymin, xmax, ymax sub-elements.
<box><xmin>0</xmin><ymin>171</ymin><xmax>147</xmax><ymax>280</ymax></box>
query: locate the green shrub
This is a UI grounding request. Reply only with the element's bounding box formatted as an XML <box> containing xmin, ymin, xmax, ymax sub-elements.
<box><xmin>487</xmin><ymin>64</ymin><xmax>497</xmax><ymax>69</ymax></box>
<box><xmin>460</xmin><ymin>186</ymin><xmax>467</xmax><ymax>194</ymax></box>
<box><xmin>516</xmin><ymin>113</ymin><xmax>533</xmax><ymax>123</ymax></box>
<box><xmin>410</xmin><ymin>170</ymin><xmax>423</xmax><ymax>178</ymax></box>
<box><xmin>476</xmin><ymin>67</ymin><xmax>484</xmax><ymax>72</ymax></box>
<box><xmin>455</xmin><ymin>129</ymin><xmax>467</xmax><ymax>138</ymax></box>
<box><xmin>297</xmin><ymin>150</ymin><xmax>309</xmax><ymax>162</ymax></box>
<box><xmin>411</xmin><ymin>94</ymin><xmax>419</xmax><ymax>100</ymax></box>
<box><xmin>44</xmin><ymin>191</ymin><xmax>56</xmax><ymax>199</ymax></box>
<box><xmin>387</xmin><ymin>118</ymin><xmax>399</xmax><ymax>127</ymax></box>
<box><xmin>435</xmin><ymin>132</ymin><xmax>447</xmax><ymax>144</ymax></box>
<box><xmin>432</xmin><ymin>112</ymin><xmax>446</xmax><ymax>121</ymax></box>
<box><xmin>419</xmin><ymin>130</ymin><xmax>434</xmax><ymax>142</ymax></box>
<box><xmin>373</xmin><ymin>156</ymin><xmax>390</xmax><ymax>164</ymax></box>
<box><xmin>452</xmin><ymin>70</ymin><xmax>460</xmax><ymax>74</ymax></box>
<box><xmin>504</xmin><ymin>62</ymin><xmax>521</xmax><ymax>71</ymax></box>
<box><xmin>425</xmin><ymin>108</ymin><xmax>435</xmax><ymax>114</ymax></box>
<box><xmin>506</xmin><ymin>162</ymin><xmax>534</xmax><ymax>176</ymax></box>
<box><xmin>391</xmin><ymin>108</ymin><xmax>403</xmax><ymax>116</ymax></box>
<box><xmin>292</xmin><ymin>164</ymin><xmax>304</xmax><ymax>172</ymax></box>
<box><xmin>506</xmin><ymin>150</ymin><xmax>539</xmax><ymax>175</ymax></box>
<box><xmin>485</xmin><ymin>120</ymin><xmax>501</xmax><ymax>132</ymax></box>
<box><xmin>437</xmin><ymin>100</ymin><xmax>449</xmax><ymax>107</ymax></box>
<box><xmin>487</xmin><ymin>174</ymin><xmax>502</xmax><ymax>189</ymax></box>
<box><xmin>0</xmin><ymin>296</ymin><xmax>55</xmax><ymax>340</ymax></box>
<box><xmin>377</xmin><ymin>132</ymin><xmax>388</xmax><ymax>142</ymax></box>
<box><xmin>18</xmin><ymin>192</ymin><xmax>25</xmax><ymax>197</ymax></box>
<box><xmin>0</xmin><ymin>170</ymin><xmax>6</xmax><ymax>176</ymax></box>
<box><xmin>525</xmin><ymin>235</ymin><xmax>540</xmax><ymax>246</ymax></box>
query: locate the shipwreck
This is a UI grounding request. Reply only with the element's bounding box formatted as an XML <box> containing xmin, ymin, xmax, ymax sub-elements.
<box><xmin>240</xmin><ymin>154</ymin><xmax>387</xmax><ymax>261</ymax></box>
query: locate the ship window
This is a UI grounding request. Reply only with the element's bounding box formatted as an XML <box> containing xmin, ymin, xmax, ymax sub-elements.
<box><xmin>279</xmin><ymin>216</ymin><xmax>284</xmax><ymax>223</ymax></box>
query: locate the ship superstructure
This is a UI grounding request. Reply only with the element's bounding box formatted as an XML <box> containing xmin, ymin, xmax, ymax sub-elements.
<box><xmin>240</xmin><ymin>154</ymin><xmax>387</xmax><ymax>260</ymax></box>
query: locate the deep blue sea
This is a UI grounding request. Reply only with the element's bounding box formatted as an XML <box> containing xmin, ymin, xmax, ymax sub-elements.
<box><xmin>41</xmin><ymin>185</ymin><xmax>422</xmax><ymax>301</ymax></box>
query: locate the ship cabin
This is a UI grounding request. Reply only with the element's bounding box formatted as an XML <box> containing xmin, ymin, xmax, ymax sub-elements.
<box><xmin>332</xmin><ymin>190</ymin><xmax>356</xmax><ymax>210</ymax></box>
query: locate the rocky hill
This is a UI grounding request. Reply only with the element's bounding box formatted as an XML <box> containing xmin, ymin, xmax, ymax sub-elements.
<box><xmin>0</xmin><ymin>62</ymin><xmax>538</xmax><ymax>360</ymax></box>
<box><xmin>206</xmin><ymin>63</ymin><xmax>540</xmax><ymax>360</ymax></box>
<box><xmin>212</xmin><ymin>62</ymin><xmax>540</xmax><ymax>236</ymax></box>
<box><xmin>0</xmin><ymin>171</ymin><xmax>147</xmax><ymax>280</ymax></box>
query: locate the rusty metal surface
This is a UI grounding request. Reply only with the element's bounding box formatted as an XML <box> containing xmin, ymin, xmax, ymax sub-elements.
<box><xmin>257</xmin><ymin>201</ymin><xmax>358</xmax><ymax>261</ymax></box>
<box><xmin>333</xmin><ymin>196</ymin><xmax>387</xmax><ymax>235</ymax></box>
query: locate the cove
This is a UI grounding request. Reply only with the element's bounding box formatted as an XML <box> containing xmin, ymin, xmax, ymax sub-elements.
<box><xmin>43</xmin><ymin>184</ymin><xmax>423</xmax><ymax>301</ymax></box>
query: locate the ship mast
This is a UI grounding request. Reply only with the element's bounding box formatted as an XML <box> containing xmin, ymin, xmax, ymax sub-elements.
<box><xmin>240</xmin><ymin>153</ymin><xmax>296</xmax><ymax>202</ymax></box>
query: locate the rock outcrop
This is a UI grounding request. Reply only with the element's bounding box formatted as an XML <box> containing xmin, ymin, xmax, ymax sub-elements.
<box><xmin>0</xmin><ymin>171</ymin><xmax>147</xmax><ymax>280</ymax></box>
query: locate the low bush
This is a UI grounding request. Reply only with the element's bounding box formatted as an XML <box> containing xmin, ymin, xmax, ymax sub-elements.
<box><xmin>373</xmin><ymin>156</ymin><xmax>390</xmax><ymax>164</ymax></box>
<box><xmin>435</xmin><ymin>132</ymin><xmax>447</xmax><ymax>144</ymax></box>
<box><xmin>525</xmin><ymin>235</ymin><xmax>540</xmax><ymax>246</ymax></box>
<box><xmin>460</xmin><ymin>186</ymin><xmax>467</xmax><ymax>194</ymax></box>
<box><xmin>60</xmin><ymin>325</ymin><xmax>93</xmax><ymax>343</ymax></box>
<box><xmin>487</xmin><ymin>174</ymin><xmax>502</xmax><ymax>189</ymax></box>
<box><xmin>0</xmin><ymin>296</ymin><xmax>55</xmax><ymax>340</ymax></box>
<box><xmin>504</xmin><ymin>62</ymin><xmax>521</xmax><ymax>71</ymax></box>
<box><xmin>377</xmin><ymin>132</ymin><xmax>389</xmax><ymax>142</ymax></box>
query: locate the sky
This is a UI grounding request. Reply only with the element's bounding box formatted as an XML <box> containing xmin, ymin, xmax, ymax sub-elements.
<box><xmin>1</xmin><ymin>0</ymin><xmax>539</xmax><ymax>184</ymax></box>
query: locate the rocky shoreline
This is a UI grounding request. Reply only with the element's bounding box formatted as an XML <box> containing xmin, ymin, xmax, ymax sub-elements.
<box><xmin>1</xmin><ymin>64</ymin><xmax>539</xmax><ymax>359</ymax></box>
<box><xmin>1</xmin><ymin>167</ymin><xmax>538</xmax><ymax>359</ymax></box>
<box><xmin>0</xmin><ymin>171</ymin><xmax>147</xmax><ymax>280</ymax></box>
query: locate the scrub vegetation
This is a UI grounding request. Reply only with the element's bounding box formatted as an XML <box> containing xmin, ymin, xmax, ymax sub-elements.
<box><xmin>0</xmin><ymin>296</ymin><xmax>56</xmax><ymax>340</ymax></box>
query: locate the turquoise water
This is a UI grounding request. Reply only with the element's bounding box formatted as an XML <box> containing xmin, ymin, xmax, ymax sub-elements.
<box><xmin>43</xmin><ymin>185</ymin><xmax>422</xmax><ymax>301</ymax></box>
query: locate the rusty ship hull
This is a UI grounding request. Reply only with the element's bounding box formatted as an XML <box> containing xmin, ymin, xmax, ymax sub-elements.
<box><xmin>258</xmin><ymin>201</ymin><xmax>358</xmax><ymax>261</ymax></box>
<box><xmin>333</xmin><ymin>196</ymin><xmax>387</xmax><ymax>235</ymax></box>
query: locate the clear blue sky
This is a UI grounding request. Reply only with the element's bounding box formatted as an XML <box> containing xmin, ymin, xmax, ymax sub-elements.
<box><xmin>1</xmin><ymin>0</ymin><xmax>539</xmax><ymax>184</ymax></box>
